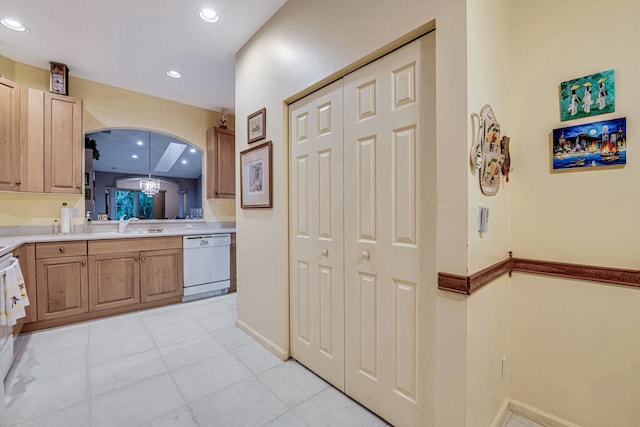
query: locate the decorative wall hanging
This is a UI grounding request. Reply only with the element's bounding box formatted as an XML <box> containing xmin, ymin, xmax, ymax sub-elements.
<box><xmin>240</xmin><ymin>141</ymin><xmax>273</xmax><ymax>208</ymax></box>
<box><xmin>471</xmin><ymin>104</ymin><xmax>505</xmax><ymax>196</ymax></box>
<box><xmin>552</xmin><ymin>117</ymin><xmax>626</xmax><ymax>171</ymax></box>
<box><xmin>49</xmin><ymin>61</ymin><xmax>69</xmax><ymax>95</ymax></box>
<box><xmin>560</xmin><ymin>70</ymin><xmax>615</xmax><ymax>121</ymax></box>
<box><xmin>247</xmin><ymin>108</ymin><xmax>266</xmax><ymax>143</ymax></box>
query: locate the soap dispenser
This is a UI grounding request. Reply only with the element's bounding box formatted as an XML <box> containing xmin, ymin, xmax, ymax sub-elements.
<box><xmin>83</xmin><ymin>211</ymin><xmax>93</xmax><ymax>233</ymax></box>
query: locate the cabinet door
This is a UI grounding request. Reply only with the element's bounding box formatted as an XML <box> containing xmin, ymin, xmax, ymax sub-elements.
<box><xmin>36</xmin><ymin>256</ymin><xmax>88</xmax><ymax>320</ymax></box>
<box><xmin>44</xmin><ymin>93</ymin><xmax>83</xmax><ymax>194</ymax></box>
<box><xmin>140</xmin><ymin>249</ymin><xmax>182</xmax><ymax>302</ymax></box>
<box><xmin>20</xmin><ymin>87</ymin><xmax>45</xmax><ymax>192</ymax></box>
<box><xmin>206</xmin><ymin>127</ymin><xmax>236</xmax><ymax>199</ymax></box>
<box><xmin>89</xmin><ymin>252</ymin><xmax>140</xmax><ymax>311</ymax></box>
<box><xmin>14</xmin><ymin>244</ymin><xmax>37</xmax><ymax>324</ymax></box>
<box><xmin>0</xmin><ymin>77</ymin><xmax>20</xmax><ymax>191</ymax></box>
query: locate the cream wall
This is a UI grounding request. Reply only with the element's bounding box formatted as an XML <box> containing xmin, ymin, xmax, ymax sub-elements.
<box><xmin>0</xmin><ymin>57</ymin><xmax>235</xmax><ymax>226</ymax></box>
<box><xmin>235</xmin><ymin>1</ymin><xmax>470</xmax><ymax>425</ymax></box>
<box><xmin>509</xmin><ymin>0</ymin><xmax>640</xmax><ymax>425</ymax></box>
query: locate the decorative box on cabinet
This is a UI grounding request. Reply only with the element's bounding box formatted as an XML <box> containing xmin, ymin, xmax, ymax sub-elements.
<box><xmin>206</xmin><ymin>127</ymin><xmax>236</xmax><ymax>199</ymax></box>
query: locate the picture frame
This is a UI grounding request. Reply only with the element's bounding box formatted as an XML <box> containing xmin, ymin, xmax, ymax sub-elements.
<box><xmin>84</xmin><ymin>189</ymin><xmax>91</xmax><ymax>200</ymax></box>
<box><xmin>240</xmin><ymin>141</ymin><xmax>272</xmax><ymax>208</ymax></box>
<box><xmin>560</xmin><ymin>70</ymin><xmax>615</xmax><ymax>121</ymax></box>
<box><xmin>49</xmin><ymin>61</ymin><xmax>69</xmax><ymax>96</ymax></box>
<box><xmin>84</xmin><ymin>172</ymin><xmax>90</xmax><ymax>186</ymax></box>
<box><xmin>551</xmin><ymin>117</ymin><xmax>626</xmax><ymax>171</ymax></box>
<box><xmin>247</xmin><ymin>108</ymin><xmax>266</xmax><ymax>143</ymax></box>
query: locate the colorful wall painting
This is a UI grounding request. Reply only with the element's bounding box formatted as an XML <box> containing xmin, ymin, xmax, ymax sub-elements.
<box><xmin>560</xmin><ymin>70</ymin><xmax>615</xmax><ymax>121</ymax></box>
<box><xmin>552</xmin><ymin>117</ymin><xmax>626</xmax><ymax>171</ymax></box>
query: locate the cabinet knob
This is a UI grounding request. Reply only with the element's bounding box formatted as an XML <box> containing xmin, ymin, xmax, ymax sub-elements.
<box><xmin>14</xmin><ymin>254</ymin><xmax>20</xmax><ymax>259</ymax></box>
<box><xmin>362</xmin><ymin>250</ymin><xmax>370</xmax><ymax>260</ymax></box>
<box><xmin>76</xmin><ymin>185</ymin><xmax>81</xmax><ymax>189</ymax></box>
<box><xmin>59</xmin><ymin>247</ymin><xmax>65</xmax><ymax>253</ymax></box>
<box><xmin>141</xmin><ymin>256</ymin><xmax>146</xmax><ymax>262</ymax></box>
<box><xmin>321</xmin><ymin>248</ymin><xmax>328</xmax><ymax>257</ymax></box>
<box><xmin>134</xmin><ymin>256</ymin><xmax>139</xmax><ymax>261</ymax></box>
<box><xmin>15</xmin><ymin>181</ymin><xmax>21</xmax><ymax>185</ymax></box>
<box><xmin>81</xmin><ymin>261</ymin><xmax>86</xmax><ymax>266</ymax></box>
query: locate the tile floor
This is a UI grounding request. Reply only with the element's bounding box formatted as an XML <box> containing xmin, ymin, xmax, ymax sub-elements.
<box><xmin>4</xmin><ymin>294</ymin><xmax>547</xmax><ymax>427</ymax></box>
<box><xmin>4</xmin><ymin>293</ymin><xmax>388</xmax><ymax>427</ymax></box>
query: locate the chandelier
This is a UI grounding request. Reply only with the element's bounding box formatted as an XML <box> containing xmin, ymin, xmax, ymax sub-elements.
<box><xmin>140</xmin><ymin>131</ymin><xmax>160</xmax><ymax>197</ymax></box>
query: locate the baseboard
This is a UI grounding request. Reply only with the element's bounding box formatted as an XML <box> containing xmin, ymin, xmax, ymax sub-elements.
<box><xmin>509</xmin><ymin>399</ymin><xmax>580</xmax><ymax>427</ymax></box>
<box><xmin>490</xmin><ymin>399</ymin><xmax>511</xmax><ymax>427</ymax></box>
<box><xmin>235</xmin><ymin>318</ymin><xmax>290</xmax><ymax>361</ymax></box>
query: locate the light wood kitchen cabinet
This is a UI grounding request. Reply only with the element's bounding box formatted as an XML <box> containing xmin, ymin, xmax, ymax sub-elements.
<box><xmin>44</xmin><ymin>92</ymin><xmax>83</xmax><ymax>194</ymax></box>
<box><xmin>229</xmin><ymin>233</ymin><xmax>236</xmax><ymax>293</ymax></box>
<box><xmin>88</xmin><ymin>252</ymin><xmax>140</xmax><ymax>311</ymax></box>
<box><xmin>0</xmin><ymin>77</ymin><xmax>20</xmax><ymax>191</ymax></box>
<box><xmin>36</xmin><ymin>255</ymin><xmax>88</xmax><ymax>321</ymax></box>
<box><xmin>20</xmin><ymin>87</ymin><xmax>45</xmax><ymax>192</ymax></box>
<box><xmin>13</xmin><ymin>244</ymin><xmax>37</xmax><ymax>336</ymax></box>
<box><xmin>140</xmin><ymin>248</ymin><xmax>183</xmax><ymax>302</ymax></box>
<box><xmin>206</xmin><ymin>127</ymin><xmax>236</xmax><ymax>199</ymax></box>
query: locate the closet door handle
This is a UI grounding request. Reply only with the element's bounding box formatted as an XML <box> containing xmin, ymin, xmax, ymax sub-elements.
<box><xmin>321</xmin><ymin>248</ymin><xmax>328</xmax><ymax>257</ymax></box>
<box><xmin>362</xmin><ymin>250</ymin><xmax>370</xmax><ymax>260</ymax></box>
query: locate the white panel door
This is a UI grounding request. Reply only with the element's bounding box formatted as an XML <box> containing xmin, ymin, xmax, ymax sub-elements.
<box><xmin>343</xmin><ymin>34</ymin><xmax>436</xmax><ymax>427</ymax></box>
<box><xmin>290</xmin><ymin>80</ymin><xmax>345</xmax><ymax>390</ymax></box>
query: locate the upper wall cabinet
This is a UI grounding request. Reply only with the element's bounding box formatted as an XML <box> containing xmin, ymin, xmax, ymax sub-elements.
<box><xmin>0</xmin><ymin>77</ymin><xmax>83</xmax><ymax>194</ymax></box>
<box><xmin>206</xmin><ymin>127</ymin><xmax>235</xmax><ymax>199</ymax></box>
<box><xmin>44</xmin><ymin>92</ymin><xmax>83</xmax><ymax>194</ymax></box>
<box><xmin>0</xmin><ymin>77</ymin><xmax>21</xmax><ymax>191</ymax></box>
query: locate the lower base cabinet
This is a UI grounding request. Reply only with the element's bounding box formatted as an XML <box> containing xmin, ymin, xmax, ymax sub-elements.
<box><xmin>140</xmin><ymin>249</ymin><xmax>183</xmax><ymax>302</ymax></box>
<box><xmin>36</xmin><ymin>256</ymin><xmax>88</xmax><ymax>321</ymax></box>
<box><xmin>88</xmin><ymin>252</ymin><xmax>140</xmax><ymax>311</ymax></box>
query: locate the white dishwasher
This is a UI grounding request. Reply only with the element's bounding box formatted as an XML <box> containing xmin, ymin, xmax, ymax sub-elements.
<box><xmin>183</xmin><ymin>234</ymin><xmax>231</xmax><ymax>302</ymax></box>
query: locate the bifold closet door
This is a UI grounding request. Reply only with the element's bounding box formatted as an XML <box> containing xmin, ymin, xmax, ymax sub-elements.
<box><xmin>343</xmin><ymin>33</ymin><xmax>436</xmax><ymax>426</ymax></box>
<box><xmin>290</xmin><ymin>80</ymin><xmax>345</xmax><ymax>390</ymax></box>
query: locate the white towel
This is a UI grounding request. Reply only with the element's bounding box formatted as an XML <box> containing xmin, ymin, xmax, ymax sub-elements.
<box><xmin>0</xmin><ymin>258</ymin><xmax>30</xmax><ymax>327</ymax></box>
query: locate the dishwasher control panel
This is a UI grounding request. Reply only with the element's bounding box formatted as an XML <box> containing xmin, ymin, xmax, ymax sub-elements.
<box><xmin>183</xmin><ymin>234</ymin><xmax>231</xmax><ymax>249</ymax></box>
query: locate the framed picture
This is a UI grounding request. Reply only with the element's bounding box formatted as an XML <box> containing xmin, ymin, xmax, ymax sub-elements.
<box><xmin>560</xmin><ymin>70</ymin><xmax>615</xmax><ymax>121</ymax></box>
<box><xmin>240</xmin><ymin>141</ymin><xmax>272</xmax><ymax>208</ymax></box>
<box><xmin>247</xmin><ymin>108</ymin><xmax>266</xmax><ymax>143</ymax></box>
<box><xmin>49</xmin><ymin>61</ymin><xmax>69</xmax><ymax>95</ymax></box>
<box><xmin>84</xmin><ymin>172</ymin><xmax>90</xmax><ymax>186</ymax></box>
<box><xmin>552</xmin><ymin>117</ymin><xmax>626</xmax><ymax>171</ymax></box>
<box><xmin>84</xmin><ymin>189</ymin><xmax>91</xmax><ymax>200</ymax></box>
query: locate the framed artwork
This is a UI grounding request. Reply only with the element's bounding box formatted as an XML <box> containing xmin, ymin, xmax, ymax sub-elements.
<box><xmin>552</xmin><ymin>117</ymin><xmax>626</xmax><ymax>171</ymax></box>
<box><xmin>49</xmin><ymin>61</ymin><xmax>69</xmax><ymax>95</ymax></box>
<box><xmin>560</xmin><ymin>70</ymin><xmax>615</xmax><ymax>121</ymax></box>
<box><xmin>248</xmin><ymin>108</ymin><xmax>266</xmax><ymax>143</ymax></box>
<box><xmin>84</xmin><ymin>189</ymin><xmax>91</xmax><ymax>200</ymax></box>
<box><xmin>240</xmin><ymin>141</ymin><xmax>272</xmax><ymax>208</ymax></box>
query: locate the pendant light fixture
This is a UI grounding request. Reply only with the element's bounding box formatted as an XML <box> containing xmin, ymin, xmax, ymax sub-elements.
<box><xmin>140</xmin><ymin>131</ymin><xmax>160</xmax><ymax>197</ymax></box>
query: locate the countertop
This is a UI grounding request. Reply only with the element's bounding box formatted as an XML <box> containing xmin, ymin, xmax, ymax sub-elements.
<box><xmin>0</xmin><ymin>227</ymin><xmax>236</xmax><ymax>257</ymax></box>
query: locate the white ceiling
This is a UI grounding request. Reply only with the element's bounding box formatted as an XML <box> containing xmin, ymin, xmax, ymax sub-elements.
<box><xmin>0</xmin><ymin>0</ymin><xmax>287</xmax><ymax>112</ymax></box>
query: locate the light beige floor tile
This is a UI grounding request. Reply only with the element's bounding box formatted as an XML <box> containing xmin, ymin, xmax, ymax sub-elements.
<box><xmin>263</xmin><ymin>411</ymin><xmax>308</xmax><ymax>427</ymax></box>
<box><xmin>90</xmin><ymin>348</ymin><xmax>167</xmax><ymax>396</ymax></box>
<box><xmin>89</xmin><ymin>328</ymin><xmax>156</xmax><ymax>366</ymax></box>
<box><xmin>233</xmin><ymin>341</ymin><xmax>284</xmax><ymax>374</ymax></box>
<box><xmin>88</xmin><ymin>312</ymin><xmax>146</xmax><ymax>343</ymax></box>
<box><xmin>159</xmin><ymin>334</ymin><xmax>227</xmax><ymax>371</ymax></box>
<box><xmin>139</xmin><ymin>406</ymin><xmax>198</xmax><ymax>427</ymax></box>
<box><xmin>292</xmin><ymin>387</ymin><xmax>388</xmax><ymax>427</ymax></box>
<box><xmin>172</xmin><ymin>352</ymin><xmax>252</xmax><ymax>402</ymax></box>
<box><xmin>91</xmin><ymin>374</ymin><xmax>184</xmax><ymax>427</ymax></box>
<box><xmin>142</xmin><ymin>309</ymin><xmax>194</xmax><ymax>330</ymax></box>
<box><xmin>148</xmin><ymin>319</ymin><xmax>209</xmax><ymax>348</ymax></box>
<box><xmin>17</xmin><ymin>323</ymin><xmax>88</xmax><ymax>356</ymax></box>
<box><xmin>196</xmin><ymin>311</ymin><xmax>236</xmax><ymax>334</ymax></box>
<box><xmin>185</xmin><ymin>299</ymin><xmax>234</xmax><ymax>318</ymax></box>
<box><xmin>12</xmin><ymin>400</ymin><xmax>90</xmax><ymax>427</ymax></box>
<box><xmin>215</xmin><ymin>327</ymin><xmax>254</xmax><ymax>350</ymax></box>
<box><xmin>190</xmin><ymin>377</ymin><xmax>287</xmax><ymax>427</ymax></box>
<box><xmin>257</xmin><ymin>361</ymin><xmax>328</xmax><ymax>408</ymax></box>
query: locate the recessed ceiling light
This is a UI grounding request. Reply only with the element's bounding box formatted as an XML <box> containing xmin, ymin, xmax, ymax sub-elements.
<box><xmin>198</xmin><ymin>8</ymin><xmax>220</xmax><ymax>23</ymax></box>
<box><xmin>166</xmin><ymin>70</ymin><xmax>181</xmax><ymax>79</ymax></box>
<box><xmin>132</xmin><ymin>154</ymin><xmax>138</xmax><ymax>159</ymax></box>
<box><xmin>189</xmin><ymin>148</ymin><xmax>196</xmax><ymax>153</ymax></box>
<box><xmin>137</xmin><ymin>141</ymin><xmax>144</xmax><ymax>146</ymax></box>
<box><xmin>1</xmin><ymin>18</ymin><xmax>27</xmax><ymax>32</ymax></box>
<box><xmin>181</xmin><ymin>160</ymin><xmax>188</xmax><ymax>164</ymax></box>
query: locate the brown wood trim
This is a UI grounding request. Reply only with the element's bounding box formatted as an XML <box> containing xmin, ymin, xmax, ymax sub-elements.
<box><xmin>512</xmin><ymin>257</ymin><xmax>640</xmax><ymax>288</ymax></box>
<box><xmin>21</xmin><ymin>296</ymin><xmax>181</xmax><ymax>333</ymax></box>
<box><xmin>438</xmin><ymin>256</ymin><xmax>513</xmax><ymax>295</ymax></box>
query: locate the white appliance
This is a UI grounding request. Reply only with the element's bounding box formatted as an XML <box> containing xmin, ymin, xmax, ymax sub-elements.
<box><xmin>183</xmin><ymin>234</ymin><xmax>231</xmax><ymax>302</ymax></box>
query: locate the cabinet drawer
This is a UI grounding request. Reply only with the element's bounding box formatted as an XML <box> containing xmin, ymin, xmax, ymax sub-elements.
<box><xmin>36</xmin><ymin>241</ymin><xmax>87</xmax><ymax>259</ymax></box>
<box><xmin>88</xmin><ymin>236</ymin><xmax>182</xmax><ymax>255</ymax></box>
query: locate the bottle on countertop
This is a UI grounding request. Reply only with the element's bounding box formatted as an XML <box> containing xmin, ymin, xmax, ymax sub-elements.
<box><xmin>83</xmin><ymin>211</ymin><xmax>93</xmax><ymax>233</ymax></box>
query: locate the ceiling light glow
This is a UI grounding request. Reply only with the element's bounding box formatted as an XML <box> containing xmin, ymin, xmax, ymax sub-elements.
<box><xmin>166</xmin><ymin>70</ymin><xmax>181</xmax><ymax>79</ymax></box>
<box><xmin>132</xmin><ymin>154</ymin><xmax>138</xmax><ymax>159</ymax></box>
<box><xmin>1</xmin><ymin>18</ymin><xmax>27</xmax><ymax>32</ymax></box>
<box><xmin>189</xmin><ymin>148</ymin><xmax>196</xmax><ymax>153</ymax></box>
<box><xmin>181</xmin><ymin>160</ymin><xmax>188</xmax><ymax>164</ymax></box>
<box><xmin>198</xmin><ymin>8</ymin><xmax>220</xmax><ymax>23</ymax></box>
<box><xmin>137</xmin><ymin>141</ymin><xmax>144</xmax><ymax>146</ymax></box>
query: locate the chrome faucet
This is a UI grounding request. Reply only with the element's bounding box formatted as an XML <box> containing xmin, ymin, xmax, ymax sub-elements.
<box><xmin>118</xmin><ymin>215</ymin><xmax>139</xmax><ymax>233</ymax></box>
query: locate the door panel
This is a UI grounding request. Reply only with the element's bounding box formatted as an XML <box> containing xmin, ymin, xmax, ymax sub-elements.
<box><xmin>290</xmin><ymin>80</ymin><xmax>345</xmax><ymax>390</ymax></box>
<box><xmin>0</xmin><ymin>77</ymin><xmax>20</xmax><ymax>191</ymax></box>
<box><xmin>344</xmin><ymin>34</ymin><xmax>436</xmax><ymax>426</ymax></box>
<box><xmin>140</xmin><ymin>249</ymin><xmax>182</xmax><ymax>302</ymax></box>
<box><xmin>36</xmin><ymin>256</ymin><xmax>88</xmax><ymax>320</ymax></box>
<box><xmin>89</xmin><ymin>253</ymin><xmax>140</xmax><ymax>311</ymax></box>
